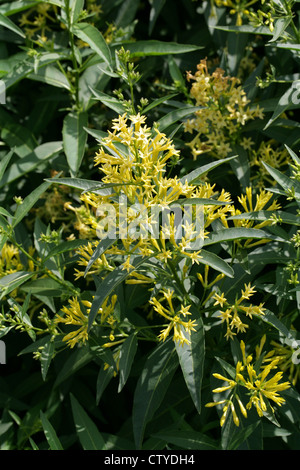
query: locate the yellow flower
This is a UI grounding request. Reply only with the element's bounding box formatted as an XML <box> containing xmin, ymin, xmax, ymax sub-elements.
<box><xmin>184</xmin><ymin>58</ymin><xmax>264</xmax><ymax>160</ymax></box>
<box><xmin>150</xmin><ymin>292</ymin><xmax>197</xmax><ymax>346</ymax></box>
<box><xmin>55</xmin><ymin>297</ymin><xmax>89</xmax><ymax>348</ymax></box>
<box><xmin>207</xmin><ymin>339</ymin><xmax>291</xmax><ymax>427</ymax></box>
<box><xmin>213</xmin><ymin>292</ymin><xmax>227</xmax><ymax>308</ymax></box>
<box><xmin>55</xmin><ymin>295</ymin><xmax>118</xmax><ymax>348</ymax></box>
<box><xmin>263</xmin><ymin>339</ymin><xmax>300</xmax><ymax>386</ymax></box>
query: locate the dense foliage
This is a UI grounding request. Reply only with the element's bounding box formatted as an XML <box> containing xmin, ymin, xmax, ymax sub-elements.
<box><xmin>0</xmin><ymin>0</ymin><xmax>300</xmax><ymax>451</ymax></box>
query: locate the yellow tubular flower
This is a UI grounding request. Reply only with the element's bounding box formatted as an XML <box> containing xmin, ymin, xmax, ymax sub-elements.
<box><xmin>55</xmin><ymin>295</ymin><xmax>118</xmax><ymax>348</ymax></box>
<box><xmin>207</xmin><ymin>339</ymin><xmax>291</xmax><ymax>427</ymax></box>
<box><xmin>150</xmin><ymin>291</ymin><xmax>197</xmax><ymax>346</ymax></box>
<box><xmin>184</xmin><ymin>59</ymin><xmax>264</xmax><ymax>160</ymax></box>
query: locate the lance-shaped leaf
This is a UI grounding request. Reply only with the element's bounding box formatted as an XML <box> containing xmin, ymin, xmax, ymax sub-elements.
<box><xmin>12</xmin><ymin>179</ymin><xmax>54</xmax><ymax>228</ymax></box>
<box><xmin>88</xmin><ymin>255</ymin><xmax>148</xmax><ymax>331</ymax></box>
<box><xmin>84</xmin><ymin>235</ymin><xmax>116</xmax><ymax>277</ymax></box>
<box><xmin>228</xmin><ymin>210</ymin><xmax>300</xmax><ymax>226</ymax></box>
<box><xmin>264</xmin><ymin>81</ymin><xmax>300</xmax><ymax>129</ymax></box>
<box><xmin>180</xmin><ymin>155</ymin><xmax>237</xmax><ymax>185</ymax></box>
<box><xmin>40</xmin><ymin>411</ymin><xmax>63</xmax><ymax>450</ymax></box>
<box><xmin>72</xmin><ymin>22</ymin><xmax>112</xmax><ymax>68</ymax></box>
<box><xmin>63</xmin><ymin>111</ymin><xmax>88</xmax><ymax>176</ymax></box>
<box><xmin>28</xmin><ymin>64</ymin><xmax>71</xmax><ymax>90</ymax></box>
<box><xmin>203</xmin><ymin>227</ymin><xmax>284</xmax><ymax>246</ymax></box>
<box><xmin>45</xmin><ymin>176</ymin><xmax>114</xmax><ymax>196</ymax></box>
<box><xmin>70</xmin><ymin>394</ymin><xmax>106</xmax><ymax>450</ymax></box>
<box><xmin>175</xmin><ymin>316</ymin><xmax>205</xmax><ymax>414</ymax></box>
<box><xmin>119</xmin><ymin>39</ymin><xmax>202</xmax><ymax>57</ymax></box>
<box><xmin>262</xmin><ymin>162</ymin><xmax>300</xmax><ymax>199</ymax></box>
<box><xmin>0</xmin><ymin>141</ymin><xmax>63</xmax><ymax>187</ymax></box>
<box><xmin>197</xmin><ymin>249</ymin><xmax>234</xmax><ymax>278</ymax></box>
<box><xmin>0</xmin><ymin>1</ymin><xmax>43</xmax><ymax>16</ymax></box>
<box><xmin>0</xmin><ymin>149</ymin><xmax>14</xmax><ymax>181</ymax></box>
<box><xmin>0</xmin><ymin>11</ymin><xmax>25</xmax><ymax>37</ymax></box>
<box><xmin>153</xmin><ymin>429</ymin><xmax>218</xmax><ymax>450</ymax></box>
<box><xmin>157</xmin><ymin>106</ymin><xmax>203</xmax><ymax>132</ymax></box>
<box><xmin>118</xmin><ymin>333</ymin><xmax>138</xmax><ymax>392</ymax></box>
<box><xmin>0</xmin><ymin>271</ymin><xmax>35</xmax><ymax>300</ymax></box>
<box><xmin>132</xmin><ymin>338</ymin><xmax>178</xmax><ymax>449</ymax></box>
<box><xmin>89</xmin><ymin>88</ymin><xmax>126</xmax><ymax>114</ymax></box>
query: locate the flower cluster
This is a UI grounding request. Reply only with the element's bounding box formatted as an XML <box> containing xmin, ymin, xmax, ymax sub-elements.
<box><xmin>212</xmin><ymin>283</ymin><xmax>265</xmax><ymax>339</ymax></box>
<box><xmin>184</xmin><ymin>59</ymin><xmax>264</xmax><ymax>159</ymax></box>
<box><xmin>66</xmin><ymin>113</ymin><xmax>235</xmax><ymax>283</ymax></box>
<box><xmin>149</xmin><ymin>289</ymin><xmax>197</xmax><ymax>345</ymax></box>
<box><xmin>206</xmin><ymin>338</ymin><xmax>291</xmax><ymax>427</ymax></box>
<box><xmin>214</xmin><ymin>0</ymin><xmax>260</xmax><ymax>26</ymax></box>
<box><xmin>0</xmin><ymin>243</ymin><xmax>36</xmax><ymax>278</ymax></box>
<box><xmin>264</xmin><ymin>339</ymin><xmax>300</xmax><ymax>387</ymax></box>
<box><xmin>19</xmin><ymin>2</ymin><xmax>58</xmax><ymax>42</ymax></box>
<box><xmin>55</xmin><ymin>295</ymin><xmax>118</xmax><ymax>348</ymax></box>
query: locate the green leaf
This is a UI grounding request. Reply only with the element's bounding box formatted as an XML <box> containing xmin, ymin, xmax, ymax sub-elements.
<box><xmin>89</xmin><ymin>88</ymin><xmax>126</xmax><ymax>114</ymax></box>
<box><xmin>0</xmin><ymin>141</ymin><xmax>63</xmax><ymax>187</ymax></box>
<box><xmin>84</xmin><ymin>235</ymin><xmax>116</xmax><ymax>277</ymax></box>
<box><xmin>132</xmin><ymin>338</ymin><xmax>178</xmax><ymax>449</ymax></box>
<box><xmin>262</xmin><ymin>162</ymin><xmax>300</xmax><ymax>199</ymax></box>
<box><xmin>88</xmin><ymin>255</ymin><xmax>147</xmax><ymax>331</ymax></box>
<box><xmin>0</xmin><ymin>11</ymin><xmax>25</xmax><ymax>37</ymax></box>
<box><xmin>84</xmin><ymin>127</ymin><xmax>107</xmax><ymax>142</ymax></box>
<box><xmin>28</xmin><ymin>64</ymin><xmax>71</xmax><ymax>90</ymax></box>
<box><xmin>63</xmin><ymin>111</ymin><xmax>88</xmax><ymax>176</ymax></box>
<box><xmin>180</xmin><ymin>156</ymin><xmax>237</xmax><ymax>185</ymax></box>
<box><xmin>29</xmin><ymin>437</ymin><xmax>40</xmax><ymax>450</ymax></box>
<box><xmin>197</xmin><ymin>249</ymin><xmax>234</xmax><ymax>278</ymax></box>
<box><xmin>96</xmin><ymin>365</ymin><xmax>115</xmax><ymax>405</ymax></box>
<box><xmin>70</xmin><ymin>394</ymin><xmax>106</xmax><ymax>450</ymax></box>
<box><xmin>213</xmin><ymin>24</ymin><xmax>272</xmax><ymax>35</ymax></box>
<box><xmin>114</xmin><ymin>0</ymin><xmax>139</xmax><ymax>28</ymax></box>
<box><xmin>229</xmin><ymin>210</ymin><xmax>299</xmax><ymax>226</ymax></box>
<box><xmin>0</xmin><ymin>149</ymin><xmax>14</xmax><ymax>181</ymax></box>
<box><xmin>157</xmin><ymin>106</ymin><xmax>203</xmax><ymax>132</ymax></box>
<box><xmin>69</xmin><ymin>0</ymin><xmax>84</xmax><ymax>25</ymax></box>
<box><xmin>118</xmin><ymin>333</ymin><xmax>138</xmax><ymax>392</ymax></box>
<box><xmin>139</xmin><ymin>93</ymin><xmax>178</xmax><ymax>114</ymax></box>
<box><xmin>0</xmin><ymin>1</ymin><xmax>42</xmax><ymax>16</ymax></box>
<box><xmin>228</xmin><ymin>144</ymin><xmax>250</xmax><ymax>190</ymax></box>
<box><xmin>175</xmin><ymin>316</ymin><xmax>205</xmax><ymax>413</ymax></box>
<box><xmin>153</xmin><ymin>430</ymin><xmax>218</xmax><ymax>450</ymax></box>
<box><xmin>269</xmin><ymin>17</ymin><xmax>291</xmax><ymax>43</ymax></box>
<box><xmin>264</xmin><ymin>81</ymin><xmax>300</xmax><ymax>129</ymax></box>
<box><xmin>72</xmin><ymin>22</ymin><xmax>112</xmax><ymax>68</ymax></box>
<box><xmin>204</xmin><ymin>227</ymin><xmax>282</xmax><ymax>246</ymax></box>
<box><xmin>149</xmin><ymin>0</ymin><xmax>166</xmax><ymax>35</ymax></box>
<box><xmin>46</xmin><ymin>176</ymin><xmax>112</xmax><ymax>194</ymax></box>
<box><xmin>0</xmin><ymin>271</ymin><xmax>35</xmax><ymax>300</ymax></box>
<box><xmin>0</xmin><ymin>207</ymin><xmax>13</xmax><ymax>218</ymax></box>
<box><xmin>0</xmin><ymin>110</ymin><xmax>37</xmax><ymax>158</ymax></box>
<box><xmin>21</xmin><ymin>278</ymin><xmax>63</xmax><ymax>297</ymax></box>
<box><xmin>40</xmin><ymin>411</ymin><xmax>63</xmax><ymax>450</ymax></box>
<box><xmin>173</xmin><ymin>197</ymin><xmax>231</xmax><ymax>206</ymax></box>
<box><xmin>2</xmin><ymin>52</ymin><xmax>63</xmax><ymax>90</ymax></box>
<box><xmin>259</xmin><ymin>309</ymin><xmax>295</xmax><ymax>342</ymax></box>
<box><xmin>285</xmin><ymin>144</ymin><xmax>300</xmax><ymax>165</ymax></box>
<box><xmin>44</xmin><ymin>239</ymin><xmax>89</xmax><ymax>261</ymax></box>
<box><xmin>120</xmin><ymin>40</ymin><xmax>202</xmax><ymax>57</ymax></box>
<box><xmin>12</xmin><ymin>179</ymin><xmax>53</xmax><ymax>228</ymax></box>
<box><xmin>227</xmin><ymin>421</ymin><xmax>261</xmax><ymax>450</ymax></box>
<box><xmin>54</xmin><ymin>347</ymin><xmax>93</xmax><ymax>388</ymax></box>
